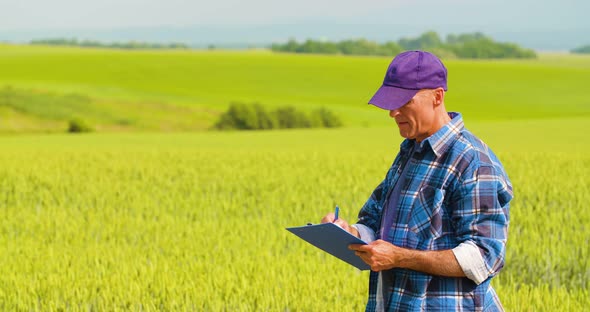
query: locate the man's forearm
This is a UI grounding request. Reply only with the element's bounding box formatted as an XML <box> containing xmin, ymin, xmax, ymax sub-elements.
<box><xmin>398</xmin><ymin>248</ymin><xmax>465</xmax><ymax>278</ymax></box>
<box><xmin>351</xmin><ymin>239</ymin><xmax>468</xmax><ymax>277</ymax></box>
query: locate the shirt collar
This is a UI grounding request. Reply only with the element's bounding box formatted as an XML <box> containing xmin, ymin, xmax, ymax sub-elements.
<box><xmin>399</xmin><ymin>112</ymin><xmax>464</xmax><ymax>158</ymax></box>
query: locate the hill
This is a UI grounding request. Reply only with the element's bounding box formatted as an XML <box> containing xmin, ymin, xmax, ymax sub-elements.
<box><xmin>0</xmin><ymin>44</ymin><xmax>589</xmax><ymax>133</ymax></box>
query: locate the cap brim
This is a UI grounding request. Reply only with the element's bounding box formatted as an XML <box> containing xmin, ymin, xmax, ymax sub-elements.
<box><xmin>368</xmin><ymin>85</ymin><xmax>419</xmax><ymax>111</ymax></box>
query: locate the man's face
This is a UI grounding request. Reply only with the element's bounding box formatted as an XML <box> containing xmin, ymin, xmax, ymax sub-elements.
<box><xmin>389</xmin><ymin>89</ymin><xmax>437</xmax><ymax>142</ymax></box>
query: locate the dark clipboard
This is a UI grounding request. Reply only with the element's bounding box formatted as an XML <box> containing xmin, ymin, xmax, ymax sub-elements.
<box><xmin>286</xmin><ymin>222</ymin><xmax>370</xmax><ymax>270</ymax></box>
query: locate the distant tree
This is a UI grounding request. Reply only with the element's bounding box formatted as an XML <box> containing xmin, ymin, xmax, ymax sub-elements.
<box><xmin>398</xmin><ymin>31</ymin><xmax>443</xmax><ymax>50</ymax></box>
<box><xmin>338</xmin><ymin>39</ymin><xmax>368</xmax><ymax>55</ymax></box>
<box><xmin>571</xmin><ymin>45</ymin><xmax>590</xmax><ymax>54</ymax></box>
<box><xmin>297</xmin><ymin>39</ymin><xmax>339</xmax><ymax>54</ymax></box>
<box><xmin>30</xmin><ymin>38</ymin><xmax>189</xmax><ymax>50</ymax></box>
<box><xmin>271</xmin><ymin>31</ymin><xmax>535</xmax><ymax>59</ymax></box>
<box><xmin>271</xmin><ymin>38</ymin><xmax>399</xmax><ymax>56</ymax></box>
<box><xmin>446</xmin><ymin>32</ymin><xmax>488</xmax><ymax>45</ymax></box>
<box><xmin>449</xmin><ymin>36</ymin><xmax>536</xmax><ymax>59</ymax></box>
<box><xmin>380</xmin><ymin>41</ymin><xmax>403</xmax><ymax>56</ymax></box>
<box><xmin>271</xmin><ymin>38</ymin><xmax>299</xmax><ymax>53</ymax></box>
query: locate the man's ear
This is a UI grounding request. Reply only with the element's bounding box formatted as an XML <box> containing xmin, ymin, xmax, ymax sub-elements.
<box><xmin>433</xmin><ymin>87</ymin><xmax>445</xmax><ymax>106</ymax></box>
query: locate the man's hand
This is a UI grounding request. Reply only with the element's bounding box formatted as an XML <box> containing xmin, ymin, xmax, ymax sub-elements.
<box><xmin>349</xmin><ymin>240</ymin><xmax>403</xmax><ymax>271</ymax></box>
<box><xmin>320</xmin><ymin>213</ymin><xmax>360</xmax><ymax>238</ymax></box>
<box><xmin>350</xmin><ymin>240</ymin><xmax>468</xmax><ymax>277</ymax></box>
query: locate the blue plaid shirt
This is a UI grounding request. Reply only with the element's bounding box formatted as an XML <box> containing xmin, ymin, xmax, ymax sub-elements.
<box><xmin>356</xmin><ymin>112</ymin><xmax>512</xmax><ymax>311</ymax></box>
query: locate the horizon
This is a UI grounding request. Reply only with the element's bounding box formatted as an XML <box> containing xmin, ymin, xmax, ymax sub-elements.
<box><xmin>1</xmin><ymin>1</ymin><xmax>589</xmax><ymax>51</ymax></box>
<box><xmin>1</xmin><ymin>28</ymin><xmax>585</xmax><ymax>52</ymax></box>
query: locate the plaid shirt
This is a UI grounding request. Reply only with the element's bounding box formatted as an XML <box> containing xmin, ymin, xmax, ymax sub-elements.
<box><xmin>357</xmin><ymin>112</ymin><xmax>512</xmax><ymax>311</ymax></box>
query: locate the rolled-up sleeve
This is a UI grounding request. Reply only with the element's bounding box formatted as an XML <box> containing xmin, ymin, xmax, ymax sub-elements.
<box><xmin>452</xmin><ymin>241</ymin><xmax>488</xmax><ymax>284</ymax></box>
<box><xmin>451</xmin><ymin>164</ymin><xmax>513</xmax><ymax>284</ymax></box>
<box><xmin>352</xmin><ymin>223</ymin><xmax>377</xmax><ymax>243</ymax></box>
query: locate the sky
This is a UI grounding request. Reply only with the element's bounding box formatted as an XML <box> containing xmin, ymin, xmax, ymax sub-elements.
<box><xmin>1</xmin><ymin>0</ymin><xmax>589</xmax><ymax>49</ymax></box>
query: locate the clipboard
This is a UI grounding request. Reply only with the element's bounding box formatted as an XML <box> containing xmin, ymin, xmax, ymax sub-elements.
<box><xmin>286</xmin><ymin>222</ymin><xmax>370</xmax><ymax>270</ymax></box>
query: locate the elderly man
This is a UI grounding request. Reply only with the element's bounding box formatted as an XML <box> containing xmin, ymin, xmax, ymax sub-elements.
<box><xmin>322</xmin><ymin>51</ymin><xmax>513</xmax><ymax>311</ymax></box>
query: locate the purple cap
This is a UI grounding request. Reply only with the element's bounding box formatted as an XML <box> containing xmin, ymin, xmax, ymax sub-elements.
<box><xmin>368</xmin><ymin>50</ymin><xmax>448</xmax><ymax>110</ymax></box>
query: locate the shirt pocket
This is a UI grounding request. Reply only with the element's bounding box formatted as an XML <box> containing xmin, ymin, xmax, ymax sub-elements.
<box><xmin>408</xmin><ymin>186</ymin><xmax>445</xmax><ymax>241</ymax></box>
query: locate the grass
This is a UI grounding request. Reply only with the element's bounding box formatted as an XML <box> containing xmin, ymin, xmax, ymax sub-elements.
<box><xmin>0</xmin><ymin>44</ymin><xmax>589</xmax><ymax>132</ymax></box>
<box><xmin>0</xmin><ymin>117</ymin><xmax>588</xmax><ymax>310</ymax></box>
<box><xmin>0</xmin><ymin>44</ymin><xmax>588</xmax><ymax>310</ymax></box>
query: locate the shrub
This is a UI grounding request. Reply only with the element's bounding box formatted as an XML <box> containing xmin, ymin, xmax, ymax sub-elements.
<box><xmin>253</xmin><ymin>103</ymin><xmax>277</xmax><ymax>129</ymax></box>
<box><xmin>273</xmin><ymin>106</ymin><xmax>311</xmax><ymax>129</ymax></box>
<box><xmin>310</xmin><ymin>108</ymin><xmax>343</xmax><ymax>128</ymax></box>
<box><xmin>213</xmin><ymin>102</ymin><xmax>342</xmax><ymax>131</ymax></box>
<box><xmin>214</xmin><ymin>102</ymin><xmax>259</xmax><ymax>130</ymax></box>
<box><xmin>68</xmin><ymin>118</ymin><xmax>93</xmax><ymax>133</ymax></box>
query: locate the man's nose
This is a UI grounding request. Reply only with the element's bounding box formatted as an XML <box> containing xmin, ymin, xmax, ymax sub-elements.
<box><xmin>389</xmin><ymin>109</ymin><xmax>400</xmax><ymax>118</ymax></box>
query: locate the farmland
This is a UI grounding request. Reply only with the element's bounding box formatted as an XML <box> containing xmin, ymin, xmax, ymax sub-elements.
<box><xmin>1</xmin><ymin>121</ymin><xmax>589</xmax><ymax>310</ymax></box>
<box><xmin>0</xmin><ymin>44</ymin><xmax>589</xmax><ymax>131</ymax></box>
<box><xmin>0</xmin><ymin>45</ymin><xmax>589</xmax><ymax>310</ymax></box>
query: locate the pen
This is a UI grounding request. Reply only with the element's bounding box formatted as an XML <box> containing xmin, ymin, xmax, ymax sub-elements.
<box><xmin>334</xmin><ymin>205</ymin><xmax>339</xmax><ymax>222</ymax></box>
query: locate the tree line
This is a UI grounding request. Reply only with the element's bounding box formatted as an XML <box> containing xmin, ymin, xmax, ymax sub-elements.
<box><xmin>571</xmin><ymin>45</ymin><xmax>590</xmax><ymax>54</ymax></box>
<box><xmin>271</xmin><ymin>31</ymin><xmax>537</xmax><ymax>59</ymax></box>
<box><xmin>30</xmin><ymin>38</ymin><xmax>189</xmax><ymax>50</ymax></box>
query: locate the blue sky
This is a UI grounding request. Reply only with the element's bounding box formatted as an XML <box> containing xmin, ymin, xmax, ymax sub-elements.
<box><xmin>1</xmin><ymin>0</ymin><xmax>588</xmax><ymax>49</ymax></box>
<box><xmin>1</xmin><ymin>0</ymin><xmax>587</xmax><ymax>30</ymax></box>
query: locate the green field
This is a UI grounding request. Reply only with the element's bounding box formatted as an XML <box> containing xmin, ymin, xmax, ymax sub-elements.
<box><xmin>0</xmin><ymin>45</ymin><xmax>589</xmax><ymax>310</ymax></box>
<box><xmin>1</xmin><ymin>44</ymin><xmax>590</xmax><ymax>132</ymax></box>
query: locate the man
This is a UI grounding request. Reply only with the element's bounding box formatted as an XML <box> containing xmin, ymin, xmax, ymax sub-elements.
<box><xmin>321</xmin><ymin>51</ymin><xmax>513</xmax><ymax>311</ymax></box>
